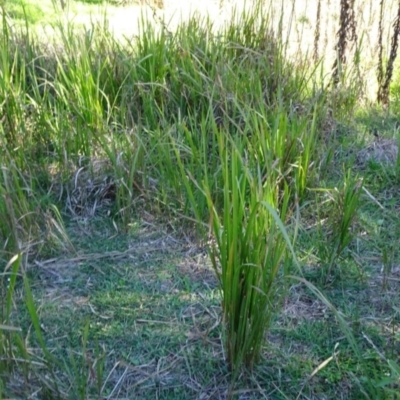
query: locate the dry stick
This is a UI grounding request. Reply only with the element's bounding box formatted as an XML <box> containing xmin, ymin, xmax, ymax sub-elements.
<box><xmin>313</xmin><ymin>0</ymin><xmax>321</xmax><ymax>63</ymax></box>
<box><xmin>324</xmin><ymin>0</ymin><xmax>331</xmax><ymax>52</ymax></box>
<box><xmin>331</xmin><ymin>0</ymin><xmax>357</xmax><ymax>86</ymax></box>
<box><xmin>349</xmin><ymin>0</ymin><xmax>361</xmax><ymax>85</ymax></box>
<box><xmin>332</xmin><ymin>0</ymin><xmax>350</xmax><ymax>85</ymax></box>
<box><xmin>378</xmin><ymin>0</ymin><xmax>400</xmax><ymax>106</ymax></box>
<box><xmin>377</xmin><ymin>0</ymin><xmax>385</xmax><ymax>96</ymax></box>
<box><xmin>348</xmin><ymin>0</ymin><xmax>357</xmax><ymax>44</ymax></box>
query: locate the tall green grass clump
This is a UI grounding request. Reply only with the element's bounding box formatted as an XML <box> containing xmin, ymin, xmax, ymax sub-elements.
<box><xmin>132</xmin><ymin>16</ymin><xmax>338</xmax><ymax>376</ymax></box>
<box><xmin>309</xmin><ymin>171</ymin><xmax>363</xmax><ymax>284</ymax></box>
<box><xmin>0</xmin><ymin>12</ymin><xmax>69</xmax><ymax>261</ymax></box>
<box><xmin>0</xmin><ymin>50</ymin><xmax>57</xmax><ymax>255</ymax></box>
<box><xmin>169</xmin><ymin>6</ymin><xmax>325</xmax><ymax>373</ymax></box>
<box><xmin>206</xmin><ymin>134</ymin><xmax>292</xmax><ymax>372</ymax></box>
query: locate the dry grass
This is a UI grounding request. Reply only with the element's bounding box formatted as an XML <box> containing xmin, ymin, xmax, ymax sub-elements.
<box><xmin>356</xmin><ymin>138</ymin><xmax>399</xmax><ymax>167</ymax></box>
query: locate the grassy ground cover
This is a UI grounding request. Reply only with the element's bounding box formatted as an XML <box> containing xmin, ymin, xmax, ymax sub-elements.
<box><xmin>1</xmin><ymin>0</ymin><xmax>400</xmax><ymax>399</ymax></box>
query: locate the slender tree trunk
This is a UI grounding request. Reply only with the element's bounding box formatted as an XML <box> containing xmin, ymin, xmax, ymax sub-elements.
<box><xmin>377</xmin><ymin>0</ymin><xmax>400</xmax><ymax>106</ymax></box>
